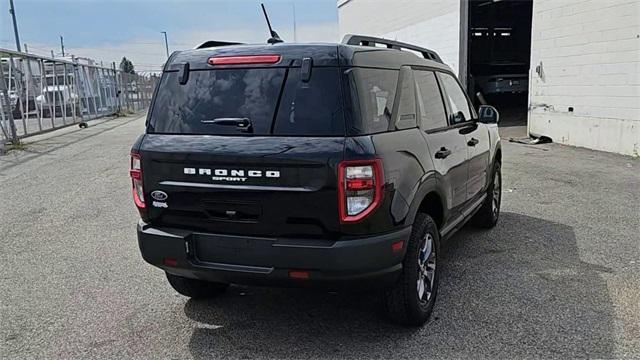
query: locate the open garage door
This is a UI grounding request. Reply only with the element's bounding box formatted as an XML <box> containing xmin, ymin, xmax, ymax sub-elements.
<box><xmin>466</xmin><ymin>0</ymin><xmax>533</xmax><ymax>132</ymax></box>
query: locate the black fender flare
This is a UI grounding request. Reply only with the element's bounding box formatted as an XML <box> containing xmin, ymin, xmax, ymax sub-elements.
<box><xmin>493</xmin><ymin>142</ymin><xmax>502</xmax><ymax>165</ymax></box>
<box><xmin>403</xmin><ymin>174</ymin><xmax>446</xmax><ymax>227</ymax></box>
<box><xmin>486</xmin><ymin>142</ymin><xmax>502</xmax><ymax>185</ymax></box>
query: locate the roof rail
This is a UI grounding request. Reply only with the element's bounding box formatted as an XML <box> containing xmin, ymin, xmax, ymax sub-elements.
<box><xmin>341</xmin><ymin>34</ymin><xmax>443</xmax><ymax>63</ymax></box>
<box><xmin>195</xmin><ymin>41</ymin><xmax>244</xmax><ymax>49</ymax></box>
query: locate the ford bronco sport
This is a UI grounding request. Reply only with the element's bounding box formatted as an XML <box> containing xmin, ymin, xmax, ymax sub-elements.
<box><xmin>131</xmin><ymin>35</ymin><xmax>502</xmax><ymax>326</ymax></box>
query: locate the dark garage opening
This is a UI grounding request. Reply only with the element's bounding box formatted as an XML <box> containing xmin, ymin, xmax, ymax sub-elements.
<box><xmin>467</xmin><ymin>0</ymin><xmax>533</xmax><ymax>129</ymax></box>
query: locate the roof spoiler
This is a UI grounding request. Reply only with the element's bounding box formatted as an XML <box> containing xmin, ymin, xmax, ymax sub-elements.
<box><xmin>195</xmin><ymin>41</ymin><xmax>244</xmax><ymax>49</ymax></box>
<box><xmin>341</xmin><ymin>34</ymin><xmax>443</xmax><ymax>63</ymax></box>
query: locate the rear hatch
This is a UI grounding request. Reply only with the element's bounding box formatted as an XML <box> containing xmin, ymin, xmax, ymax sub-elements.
<box><xmin>137</xmin><ymin>46</ymin><xmax>346</xmax><ymax>239</ymax></box>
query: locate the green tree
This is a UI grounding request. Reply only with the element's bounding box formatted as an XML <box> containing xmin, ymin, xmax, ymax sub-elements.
<box><xmin>119</xmin><ymin>57</ymin><xmax>135</xmax><ymax>74</ymax></box>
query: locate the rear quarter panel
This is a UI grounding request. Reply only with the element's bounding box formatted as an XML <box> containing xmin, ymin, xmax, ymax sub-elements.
<box><xmin>342</xmin><ymin>128</ymin><xmax>435</xmax><ymax>235</ymax></box>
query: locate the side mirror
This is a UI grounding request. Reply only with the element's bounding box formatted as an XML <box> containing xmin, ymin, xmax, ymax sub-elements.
<box><xmin>478</xmin><ymin>105</ymin><xmax>499</xmax><ymax>124</ymax></box>
<box><xmin>450</xmin><ymin>111</ymin><xmax>466</xmax><ymax>124</ymax></box>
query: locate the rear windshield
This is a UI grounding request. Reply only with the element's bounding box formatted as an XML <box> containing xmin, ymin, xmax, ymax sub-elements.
<box><xmin>148</xmin><ymin>67</ymin><xmax>345</xmax><ymax>136</ymax></box>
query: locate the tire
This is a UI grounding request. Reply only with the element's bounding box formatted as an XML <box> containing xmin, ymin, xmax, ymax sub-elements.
<box><xmin>384</xmin><ymin>213</ymin><xmax>440</xmax><ymax>326</ymax></box>
<box><xmin>165</xmin><ymin>272</ymin><xmax>229</xmax><ymax>299</ymax></box>
<box><xmin>472</xmin><ymin>161</ymin><xmax>502</xmax><ymax>228</ymax></box>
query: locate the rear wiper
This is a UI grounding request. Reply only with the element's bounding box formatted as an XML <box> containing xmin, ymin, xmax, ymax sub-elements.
<box><xmin>201</xmin><ymin>118</ymin><xmax>253</xmax><ymax>132</ymax></box>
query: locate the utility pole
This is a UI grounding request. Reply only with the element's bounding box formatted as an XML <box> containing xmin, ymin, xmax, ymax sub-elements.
<box><xmin>24</xmin><ymin>43</ymin><xmax>28</xmax><ymax>53</ymax></box>
<box><xmin>293</xmin><ymin>3</ymin><xmax>297</xmax><ymax>43</ymax></box>
<box><xmin>51</xmin><ymin>50</ymin><xmax>55</xmax><ymax>58</ymax></box>
<box><xmin>113</xmin><ymin>62</ymin><xmax>121</xmax><ymax>113</ymax></box>
<box><xmin>60</xmin><ymin>35</ymin><xmax>65</xmax><ymax>57</ymax></box>
<box><xmin>9</xmin><ymin>0</ymin><xmax>22</xmax><ymax>52</ymax></box>
<box><xmin>161</xmin><ymin>31</ymin><xmax>169</xmax><ymax>59</ymax></box>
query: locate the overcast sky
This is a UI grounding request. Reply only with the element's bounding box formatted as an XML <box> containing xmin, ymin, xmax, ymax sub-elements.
<box><xmin>0</xmin><ymin>0</ymin><xmax>339</xmax><ymax>73</ymax></box>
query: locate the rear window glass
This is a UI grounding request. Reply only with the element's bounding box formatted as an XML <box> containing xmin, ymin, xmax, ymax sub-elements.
<box><xmin>347</xmin><ymin>68</ymin><xmax>398</xmax><ymax>134</ymax></box>
<box><xmin>393</xmin><ymin>67</ymin><xmax>417</xmax><ymax>130</ymax></box>
<box><xmin>148</xmin><ymin>67</ymin><xmax>345</xmax><ymax>136</ymax></box>
<box><xmin>273</xmin><ymin>67</ymin><xmax>345</xmax><ymax>136</ymax></box>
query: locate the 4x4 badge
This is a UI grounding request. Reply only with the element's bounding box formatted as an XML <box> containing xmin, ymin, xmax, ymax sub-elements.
<box><xmin>151</xmin><ymin>190</ymin><xmax>168</xmax><ymax>201</ymax></box>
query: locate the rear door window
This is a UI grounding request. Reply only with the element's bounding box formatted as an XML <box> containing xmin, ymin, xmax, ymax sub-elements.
<box><xmin>149</xmin><ymin>67</ymin><xmax>345</xmax><ymax>136</ymax></box>
<box><xmin>414</xmin><ymin>70</ymin><xmax>448</xmax><ymax>131</ymax></box>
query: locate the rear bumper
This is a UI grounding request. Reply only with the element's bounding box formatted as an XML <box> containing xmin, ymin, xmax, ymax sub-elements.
<box><xmin>137</xmin><ymin>220</ymin><xmax>411</xmax><ymax>290</ymax></box>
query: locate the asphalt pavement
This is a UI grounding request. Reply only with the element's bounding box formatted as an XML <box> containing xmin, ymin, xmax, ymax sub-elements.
<box><xmin>1</xmin><ymin>113</ymin><xmax>638</xmax><ymax>359</ymax></box>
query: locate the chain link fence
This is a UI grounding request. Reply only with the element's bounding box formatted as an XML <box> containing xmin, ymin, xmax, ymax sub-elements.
<box><xmin>0</xmin><ymin>47</ymin><xmax>158</xmax><ymax>145</ymax></box>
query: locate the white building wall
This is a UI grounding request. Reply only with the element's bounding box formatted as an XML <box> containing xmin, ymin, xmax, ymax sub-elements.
<box><xmin>338</xmin><ymin>0</ymin><xmax>640</xmax><ymax>155</ymax></box>
<box><xmin>337</xmin><ymin>0</ymin><xmax>462</xmax><ymax>75</ymax></box>
<box><xmin>528</xmin><ymin>0</ymin><xmax>640</xmax><ymax>156</ymax></box>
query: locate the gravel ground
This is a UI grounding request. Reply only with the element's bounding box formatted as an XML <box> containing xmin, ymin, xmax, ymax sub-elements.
<box><xmin>1</xmin><ymin>114</ymin><xmax>638</xmax><ymax>359</ymax></box>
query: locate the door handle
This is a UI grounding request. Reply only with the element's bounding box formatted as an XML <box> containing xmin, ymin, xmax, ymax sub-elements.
<box><xmin>434</xmin><ymin>147</ymin><xmax>451</xmax><ymax>159</ymax></box>
<box><xmin>467</xmin><ymin>138</ymin><xmax>479</xmax><ymax>147</ymax></box>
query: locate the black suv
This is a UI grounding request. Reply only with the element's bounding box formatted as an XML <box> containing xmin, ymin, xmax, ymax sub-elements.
<box><xmin>131</xmin><ymin>35</ymin><xmax>502</xmax><ymax>326</ymax></box>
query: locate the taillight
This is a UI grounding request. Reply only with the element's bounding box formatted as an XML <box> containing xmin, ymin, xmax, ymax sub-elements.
<box><xmin>338</xmin><ymin>159</ymin><xmax>383</xmax><ymax>223</ymax></box>
<box><xmin>130</xmin><ymin>152</ymin><xmax>145</xmax><ymax>209</ymax></box>
<box><xmin>208</xmin><ymin>55</ymin><xmax>281</xmax><ymax>66</ymax></box>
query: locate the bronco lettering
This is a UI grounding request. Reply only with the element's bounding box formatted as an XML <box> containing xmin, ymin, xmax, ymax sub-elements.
<box><xmin>184</xmin><ymin>167</ymin><xmax>280</xmax><ymax>179</ymax></box>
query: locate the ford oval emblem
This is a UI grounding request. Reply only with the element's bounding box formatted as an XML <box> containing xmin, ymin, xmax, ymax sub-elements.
<box><xmin>151</xmin><ymin>190</ymin><xmax>168</xmax><ymax>201</ymax></box>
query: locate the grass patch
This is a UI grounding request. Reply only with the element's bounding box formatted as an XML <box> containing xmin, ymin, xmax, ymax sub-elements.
<box><xmin>0</xmin><ymin>141</ymin><xmax>27</xmax><ymax>155</ymax></box>
<box><xmin>7</xmin><ymin>141</ymin><xmax>27</xmax><ymax>151</ymax></box>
